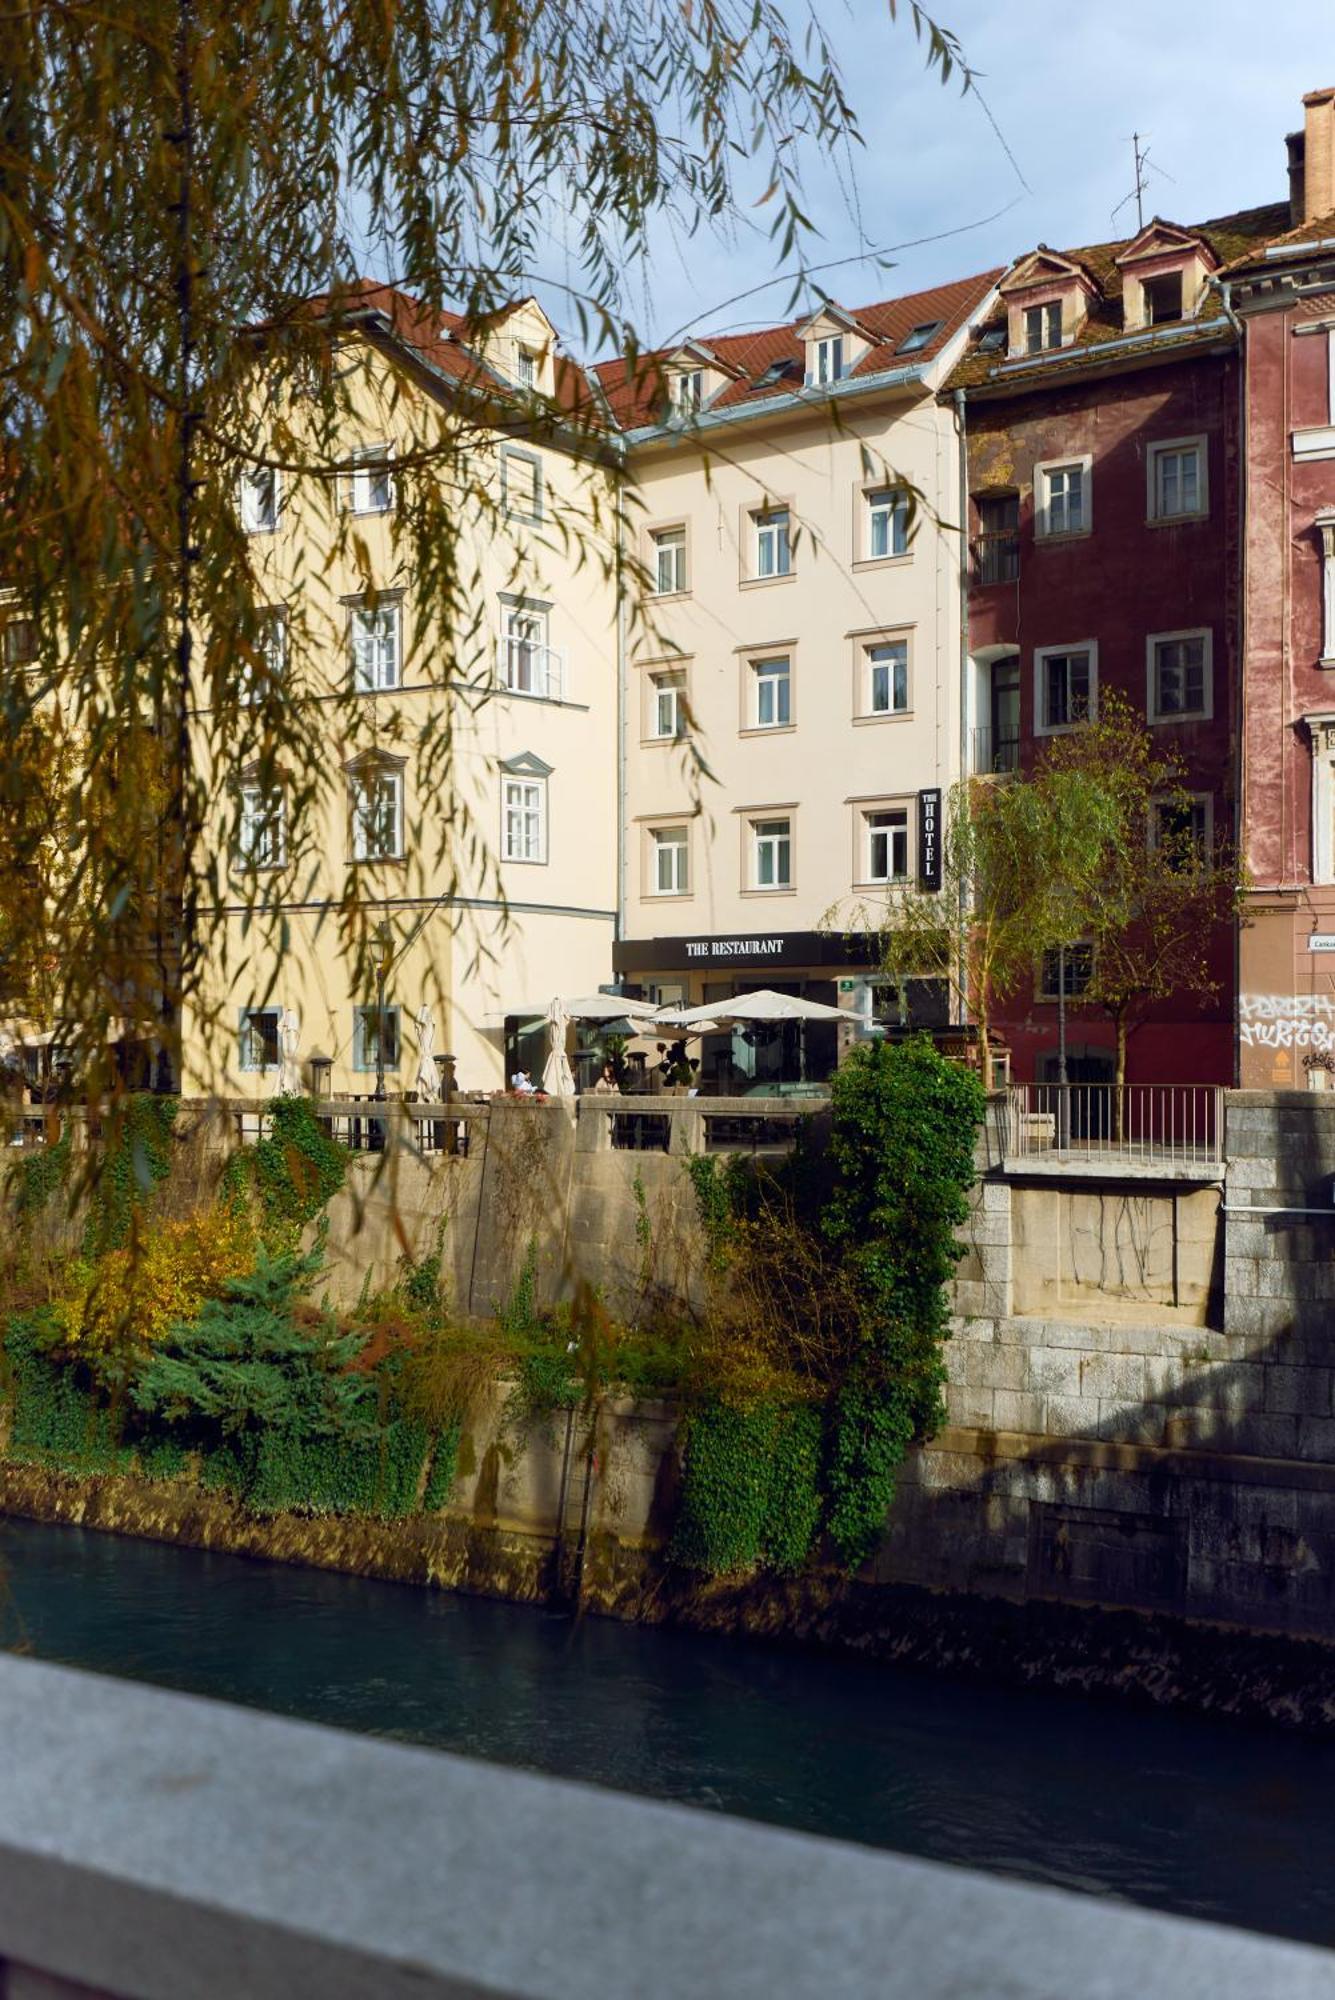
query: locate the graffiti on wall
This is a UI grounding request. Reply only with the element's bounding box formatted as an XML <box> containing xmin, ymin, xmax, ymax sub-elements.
<box><xmin>1239</xmin><ymin>993</ymin><xmax>1335</xmax><ymax>1051</ymax></box>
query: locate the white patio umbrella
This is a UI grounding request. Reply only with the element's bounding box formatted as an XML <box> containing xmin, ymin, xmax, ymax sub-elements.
<box><xmin>277</xmin><ymin>1007</ymin><xmax>302</xmax><ymax>1095</ymax></box>
<box><xmin>541</xmin><ymin>994</ymin><xmax>577</xmax><ymax>1096</ymax></box>
<box><xmin>669</xmin><ymin>989</ymin><xmax>845</xmax><ymax>1026</ymax></box>
<box><xmin>414</xmin><ymin>1003</ymin><xmax>438</xmax><ymax>1100</ymax></box>
<box><xmin>561</xmin><ymin>993</ymin><xmax>659</xmax><ymax>1023</ymax></box>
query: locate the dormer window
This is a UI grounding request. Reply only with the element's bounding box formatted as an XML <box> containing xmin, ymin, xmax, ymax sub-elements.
<box><xmin>810</xmin><ymin>336</ymin><xmax>844</xmax><ymax>386</ymax></box>
<box><xmin>1025</xmin><ymin>303</ymin><xmax>1063</xmax><ymax>354</ymax></box>
<box><xmin>1143</xmin><ymin>273</ymin><xmax>1183</xmax><ymax>325</ymax></box>
<box><xmin>516</xmin><ymin>348</ymin><xmax>538</xmax><ymax>389</ymax></box>
<box><xmin>670</xmin><ymin>370</ymin><xmax>704</xmax><ymax>416</ymax></box>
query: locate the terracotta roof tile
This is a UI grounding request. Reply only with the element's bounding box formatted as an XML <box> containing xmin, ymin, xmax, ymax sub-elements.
<box><xmin>944</xmin><ymin>201</ymin><xmax>1292</xmax><ymax>394</ymax></box>
<box><xmin>1219</xmin><ymin>206</ymin><xmax>1335</xmax><ymax>274</ymax></box>
<box><xmin>593</xmin><ymin>268</ymin><xmax>1002</xmax><ymax>431</ymax></box>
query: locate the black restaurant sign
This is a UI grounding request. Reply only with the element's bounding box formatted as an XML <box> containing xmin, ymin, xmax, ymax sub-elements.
<box><xmin>918</xmin><ymin>787</ymin><xmax>942</xmax><ymax>892</ymax></box>
<box><xmin>614</xmin><ymin>929</ymin><xmax>880</xmax><ymax>975</ymax></box>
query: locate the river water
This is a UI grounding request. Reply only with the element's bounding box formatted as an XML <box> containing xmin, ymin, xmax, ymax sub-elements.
<box><xmin>2</xmin><ymin>1517</ymin><xmax>1333</xmax><ymax>1949</ymax></box>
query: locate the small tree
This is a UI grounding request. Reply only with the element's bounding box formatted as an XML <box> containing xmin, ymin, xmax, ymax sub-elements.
<box><xmin>846</xmin><ymin>766</ymin><xmax>1122</xmax><ymax>1089</ymax></box>
<box><xmin>1039</xmin><ymin>697</ymin><xmax>1247</xmax><ymax>1097</ymax></box>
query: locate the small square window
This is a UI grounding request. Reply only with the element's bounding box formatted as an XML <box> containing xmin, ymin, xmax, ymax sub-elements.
<box><xmin>1144</xmin><ymin>272</ymin><xmax>1183</xmax><ymax>325</ymax></box>
<box><xmin>866</xmin><ymin>641</ymin><xmax>909</xmax><ymax>716</ymax></box>
<box><xmin>345</xmin><ymin>445</ymin><xmax>394</xmax><ymax>515</ymax></box>
<box><xmin>750</xmin><ymin>655</ymin><xmax>791</xmax><ymax>728</ymax></box>
<box><xmin>238</xmin><ymin>782</ymin><xmax>285</xmax><ymax>869</ymax></box>
<box><xmin>239</xmin><ymin>1007</ymin><xmax>281</xmax><ymax>1071</ymax></box>
<box><xmin>751</xmin><ymin>816</ymin><xmax>792</xmax><ymax>889</ymax></box>
<box><xmin>353</xmin><ymin>1004</ymin><xmax>400</xmax><ymax>1073</ymax></box>
<box><xmin>240</xmin><ymin>466</ymin><xmax>280</xmax><ymax>534</ymax></box>
<box><xmin>866</xmin><ymin>488</ymin><xmax>909</xmax><ymax>560</ymax></box>
<box><xmin>350</xmin><ymin>601</ymin><xmax>401</xmax><ymax>693</ymax></box>
<box><xmin>4</xmin><ymin>619</ymin><xmax>35</xmax><ymax>667</ymax></box>
<box><xmin>651</xmin><ymin>669</ymin><xmax>687</xmax><ymax>740</ymax></box>
<box><xmin>1039</xmin><ymin>942</ymin><xmax>1094</xmax><ymax>1000</ymax></box>
<box><xmin>1151</xmin><ymin>794</ymin><xmax>1211</xmax><ymax>865</ymax></box>
<box><xmin>753</xmin><ymin>508</ymin><xmax>791</xmax><ymax>579</ymax></box>
<box><xmin>864</xmin><ymin>807</ymin><xmax>908</xmax><ymax>883</ymax></box>
<box><xmin>349</xmin><ymin>764</ymin><xmax>404</xmax><ymax>861</ymax></box>
<box><xmin>650</xmin><ymin>825</ymin><xmax>689</xmax><ymax>895</ymax></box>
<box><xmin>1149</xmin><ymin>632</ymin><xmax>1211</xmax><ymax>722</ymax></box>
<box><xmin>1036</xmin><ymin>645</ymin><xmax>1095</xmax><ymax>732</ymax></box>
<box><xmin>1024</xmin><ymin>302</ymin><xmax>1063</xmax><ymax>354</ymax></box>
<box><xmin>502</xmin><ymin>450</ymin><xmax>543</xmax><ymax>522</ymax></box>
<box><xmin>1149</xmin><ymin>440</ymin><xmax>1206</xmax><ymax>521</ymax></box>
<box><xmin>503</xmin><ymin>776</ymin><xmax>547</xmax><ymax>863</ymax></box>
<box><xmin>651</xmin><ymin>527</ymin><xmax>687</xmax><ymax>595</ymax></box>
<box><xmin>1037</xmin><ymin>459</ymin><xmax>1088</xmax><ymax>537</ymax></box>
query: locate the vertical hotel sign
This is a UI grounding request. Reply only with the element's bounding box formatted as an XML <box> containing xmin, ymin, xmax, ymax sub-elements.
<box><xmin>918</xmin><ymin>788</ymin><xmax>942</xmax><ymax>892</ymax></box>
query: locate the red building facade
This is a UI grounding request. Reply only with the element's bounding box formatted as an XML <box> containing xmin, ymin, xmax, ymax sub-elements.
<box><xmin>950</xmin><ymin>202</ymin><xmax>1288</xmax><ymax>1088</ymax></box>
<box><xmin>1227</xmin><ymin>89</ymin><xmax>1335</xmax><ymax>1087</ymax></box>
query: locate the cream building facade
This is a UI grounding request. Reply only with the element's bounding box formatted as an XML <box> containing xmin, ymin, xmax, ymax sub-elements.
<box><xmin>183</xmin><ymin>289</ymin><xmax>622</xmax><ymax>1101</ymax></box>
<box><xmin>597</xmin><ymin>271</ymin><xmax>999</xmax><ymax>1085</ymax></box>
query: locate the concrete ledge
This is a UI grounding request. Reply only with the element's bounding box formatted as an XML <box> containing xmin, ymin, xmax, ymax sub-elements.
<box><xmin>932</xmin><ymin>1425</ymin><xmax>1335</xmax><ymax>1494</ymax></box>
<box><xmin>0</xmin><ymin>1654</ymin><xmax>1330</xmax><ymax>2000</ymax></box>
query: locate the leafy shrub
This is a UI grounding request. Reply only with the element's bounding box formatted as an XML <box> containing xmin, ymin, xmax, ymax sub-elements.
<box><xmin>10</xmin><ymin>1131</ymin><xmax>72</xmax><ymax>1218</ymax></box>
<box><xmin>3</xmin><ymin>1313</ymin><xmax>131</xmax><ymax>1474</ymax></box>
<box><xmin>52</xmin><ymin>1202</ymin><xmax>255</xmax><ymax>1359</ymax></box>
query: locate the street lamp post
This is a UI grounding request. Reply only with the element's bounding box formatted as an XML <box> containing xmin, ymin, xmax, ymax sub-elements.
<box><xmin>1056</xmin><ymin>940</ymin><xmax>1070</xmax><ymax>1147</ymax></box>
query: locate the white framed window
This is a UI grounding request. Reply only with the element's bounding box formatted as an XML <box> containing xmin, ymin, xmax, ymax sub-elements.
<box><xmin>3</xmin><ymin>618</ymin><xmax>35</xmax><ymax>667</ymax></box>
<box><xmin>516</xmin><ymin>348</ymin><xmax>537</xmax><ymax>390</ymax></box>
<box><xmin>238</xmin><ymin>781</ymin><xmax>285</xmax><ymax>869</ymax></box>
<box><xmin>1024</xmin><ymin>301</ymin><xmax>1063</xmax><ymax>354</ymax></box>
<box><xmin>503</xmin><ymin>776</ymin><xmax>547</xmax><ymax>863</ymax></box>
<box><xmin>348</xmin><ymin>764</ymin><xmax>404</xmax><ymax>861</ymax></box>
<box><xmin>1150</xmin><ymin>792</ymin><xmax>1213</xmax><ymax>864</ymax></box>
<box><xmin>349</xmin><ymin>600</ymin><xmax>401</xmax><ymax>693</ymax></box>
<box><xmin>650</xmin><ymin>825</ymin><xmax>690</xmax><ymax>896</ymax></box>
<box><xmin>1319</xmin><ymin>511</ymin><xmax>1335</xmax><ymax>664</ymax></box>
<box><xmin>1038</xmin><ymin>942</ymin><xmax>1095</xmax><ymax>1001</ymax></box>
<box><xmin>1035</xmin><ymin>456</ymin><xmax>1090</xmax><ymax>538</ymax></box>
<box><xmin>867</xmin><ymin>487</ymin><xmax>909</xmax><ymax>560</ymax></box>
<box><xmin>239</xmin><ymin>465</ymin><xmax>280</xmax><ymax>534</ymax></box>
<box><xmin>866</xmin><ymin>640</ymin><xmax>909</xmax><ymax>717</ymax></box>
<box><xmin>345</xmin><ymin>445</ymin><xmax>394</xmax><ymax>515</ymax></box>
<box><xmin>651</xmin><ymin>526</ymin><xmax>687</xmax><ymax>596</ymax></box>
<box><xmin>809</xmin><ymin>335</ymin><xmax>844</xmax><ymax>386</ymax></box>
<box><xmin>651</xmin><ymin>669</ymin><xmax>687</xmax><ymax>740</ymax></box>
<box><xmin>750</xmin><ymin>654</ymin><xmax>791</xmax><ymax>729</ymax></box>
<box><xmin>501</xmin><ymin>448</ymin><xmax>543</xmax><ymax>522</ymax></box>
<box><xmin>1035</xmin><ymin>642</ymin><xmax>1097</xmax><ymax>734</ymax></box>
<box><xmin>241</xmin><ymin>608</ymin><xmax>286</xmax><ymax>706</ymax></box>
<box><xmin>864</xmin><ymin>807</ymin><xmax>909</xmax><ymax>884</ymax></box>
<box><xmin>353</xmin><ymin>1004</ymin><xmax>400</xmax><ymax>1073</ymax></box>
<box><xmin>502</xmin><ymin>605</ymin><xmax>557</xmax><ymax>697</ymax></box>
<box><xmin>750</xmin><ymin>815</ymin><xmax>792</xmax><ymax>890</ymax></box>
<box><xmin>753</xmin><ymin>508</ymin><xmax>791</xmax><ymax>579</ymax></box>
<box><xmin>1148</xmin><ymin>437</ymin><xmax>1207</xmax><ymax>522</ymax></box>
<box><xmin>1147</xmin><ymin>629</ymin><xmax>1212</xmax><ymax>723</ymax></box>
<box><xmin>669</xmin><ymin>369</ymin><xmax>704</xmax><ymax>416</ymax></box>
<box><xmin>239</xmin><ymin>1007</ymin><xmax>281</xmax><ymax>1072</ymax></box>
<box><xmin>1142</xmin><ymin>271</ymin><xmax>1184</xmax><ymax>325</ymax></box>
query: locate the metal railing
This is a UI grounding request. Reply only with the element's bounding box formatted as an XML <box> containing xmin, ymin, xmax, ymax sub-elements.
<box><xmin>1004</xmin><ymin>1083</ymin><xmax>1223</xmax><ymax>1174</ymax></box>
<box><xmin>233</xmin><ymin>1098</ymin><xmax>480</xmax><ymax>1157</ymax></box>
<box><xmin>970</xmin><ymin>530</ymin><xmax>1020</xmax><ymax>586</ymax></box>
<box><xmin>970</xmin><ymin>725</ymin><xmax>1020</xmax><ymax>776</ymax></box>
<box><xmin>496</xmin><ymin>636</ymin><xmax>567</xmax><ymax>701</ymax></box>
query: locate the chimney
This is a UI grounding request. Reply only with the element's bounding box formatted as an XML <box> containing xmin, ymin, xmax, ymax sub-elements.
<box><xmin>1292</xmin><ymin>87</ymin><xmax>1335</xmax><ymax>227</ymax></box>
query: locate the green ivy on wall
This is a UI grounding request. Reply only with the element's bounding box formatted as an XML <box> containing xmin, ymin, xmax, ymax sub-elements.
<box><xmin>221</xmin><ymin>1095</ymin><xmax>348</xmax><ymax>1245</ymax></box>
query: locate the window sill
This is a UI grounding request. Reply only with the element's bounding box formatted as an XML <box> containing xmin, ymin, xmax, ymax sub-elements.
<box><xmin>741</xmin><ymin>885</ymin><xmax>797</xmax><ymax>897</ymax></box>
<box><xmin>501</xmin><ymin>856</ymin><xmax>549</xmax><ymax>867</ymax></box>
<box><xmin>739</xmin><ymin>572</ymin><xmax>795</xmax><ymax>590</ymax></box>
<box><xmin>852</xmin><ymin>710</ymin><xmax>914</xmax><ymax>727</ymax></box>
<box><xmin>649</xmin><ymin>589</ymin><xmax>691</xmax><ymax>605</ymax></box>
<box><xmin>347</xmin><ymin>854</ymin><xmax>407</xmax><ymax>867</ymax></box>
<box><xmin>1033</xmin><ymin>721</ymin><xmax>1091</xmax><ymax>738</ymax></box>
<box><xmin>645</xmin><ymin>892</ymin><xmax>693</xmax><ymax>903</ymax></box>
<box><xmin>739</xmin><ymin>724</ymin><xmax>796</xmax><ymax>739</ymax></box>
<box><xmin>1145</xmin><ymin>510</ymin><xmax>1210</xmax><ymax>528</ymax></box>
<box><xmin>1034</xmin><ymin>528</ymin><xmax>1092</xmax><ymax>545</ymax></box>
<box><xmin>494</xmin><ymin>687</ymin><xmax>589</xmax><ymax>712</ymax></box>
<box><xmin>853</xmin><ymin>877</ymin><xmax>911</xmax><ymax>892</ymax></box>
<box><xmin>851</xmin><ymin>555</ymin><xmax>913</xmax><ymax>574</ymax></box>
<box><xmin>1148</xmin><ymin>711</ymin><xmax>1211</xmax><ymax>727</ymax></box>
<box><xmin>640</xmin><ymin>735</ymin><xmax>693</xmax><ymax>749</ymax></box>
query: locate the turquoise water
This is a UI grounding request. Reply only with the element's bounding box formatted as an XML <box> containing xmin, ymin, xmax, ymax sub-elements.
<box><xmin>2</xmin><ymin>1517</ymin><xmax>1332</xmax><ymax>1948</ymax></box>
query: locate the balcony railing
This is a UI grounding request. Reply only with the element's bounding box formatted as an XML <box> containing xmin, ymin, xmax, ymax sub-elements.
<box><xmin>496</xmin><ymin>637</ymin><xmax>567</xmax><ymax>701</ymax></box>
<box><xmin>971</xmin><ymin>530</ymin><xmax>1020</xmax><ymax>586</ymax></box>
<box><xmin>1004</xmin><ymin>1083</ymin><xmax>1223</xmax><ymax>1177</ymax></box>
<box><xmin>971</xmin><ymin>726</ymin><xmax>1020</xmax><ymax>776</ymax></box>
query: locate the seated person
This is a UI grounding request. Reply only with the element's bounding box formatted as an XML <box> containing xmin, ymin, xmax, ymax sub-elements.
<box><xmin>510</xmin><ymin>1068</ymin><xmax>537</xmax><ymax>1094</ymax></box>
<box><xmin>591</xmin><ymin>1061</ymin><xmax>621</xmax><ymax>1095</ymax></box>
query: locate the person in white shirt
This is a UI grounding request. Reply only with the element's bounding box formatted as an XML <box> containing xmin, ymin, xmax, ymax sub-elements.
<box><xmin>510</xmin><ymin>1069</ymin><xmax>537</xmax><ymax>1094</ymax></box>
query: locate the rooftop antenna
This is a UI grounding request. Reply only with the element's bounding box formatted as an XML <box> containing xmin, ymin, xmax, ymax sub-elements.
<box><xmin>1112</xmin><ymin>132</ymin><xmax>1176</xmax><ymax>236</ymax></box>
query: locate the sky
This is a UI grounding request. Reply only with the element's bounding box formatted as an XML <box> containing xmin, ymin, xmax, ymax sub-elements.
<box><xmin>554</xmin><ymin>0</ymin><xmax>1327</xmax><ymax>355</ymax></box>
